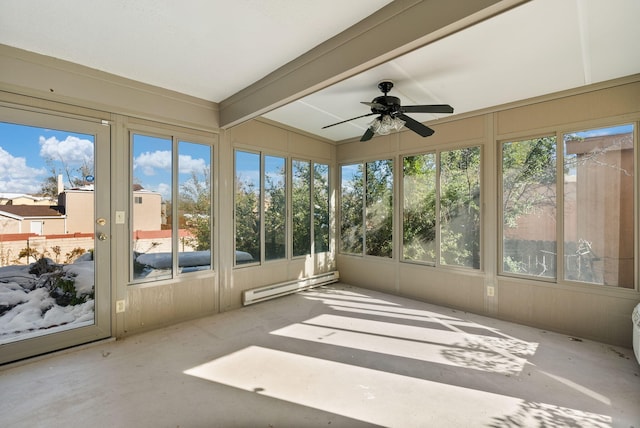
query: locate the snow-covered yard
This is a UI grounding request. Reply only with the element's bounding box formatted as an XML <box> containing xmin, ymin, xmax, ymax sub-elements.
<box><xmin>0</xmin><ymin>255</ymin><xmax>94</xmax><ymax>344</ymax></box>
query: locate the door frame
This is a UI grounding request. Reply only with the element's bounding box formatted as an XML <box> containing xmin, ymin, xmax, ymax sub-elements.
<box><xmin>0</xmin><ymin>103</ymin><xmax>111</xmax><ymax>364</ymax></box>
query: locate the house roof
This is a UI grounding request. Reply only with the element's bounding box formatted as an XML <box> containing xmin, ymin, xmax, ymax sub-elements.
<box><xmin>0</xmin><ymin>205</ymin><xmax>64</xmax><ymax>219</ymax></box>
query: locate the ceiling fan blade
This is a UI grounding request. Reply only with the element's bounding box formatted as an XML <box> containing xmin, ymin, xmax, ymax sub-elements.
<box><xmin>397</xmin><ymin>113</ymin><xmax>435</xmax><ymax>137</ymax></box>
<box><xmin>321</xmin><ymin>112</ymin><xmax>377</xmax><ymax>129</ymax></box>
<box><xmin>401</xmin><ymin>104</ymin><xmax>454</xmax><ymax>114</ymax></box>
<box><xmin>360</xmin><ymin>101</ymin><xmax>386</xmax><ymax>110</ymax></box>
<box><xmin>360</xmin><ymin>127</ymin><xmax>375</xmax><ymax>142</ymax></box>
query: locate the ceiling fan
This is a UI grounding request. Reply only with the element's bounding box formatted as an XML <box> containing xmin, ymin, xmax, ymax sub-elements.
<box><xmin>322</xmin><ymin>81</ymin><xmax>454</xmax><ymax>141</ymax></box>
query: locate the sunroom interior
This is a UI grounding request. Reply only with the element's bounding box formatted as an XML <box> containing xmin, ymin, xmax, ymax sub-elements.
<box><xmin>1</xmin><ymin>0</ymin><xmax>639</xmax><ymax>387</ymax></box>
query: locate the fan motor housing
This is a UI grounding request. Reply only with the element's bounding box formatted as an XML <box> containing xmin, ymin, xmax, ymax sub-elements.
<box><xmin>371</xmin><ymin>95</ymin><xmax>401</xmax><ymax>114</ymax></box>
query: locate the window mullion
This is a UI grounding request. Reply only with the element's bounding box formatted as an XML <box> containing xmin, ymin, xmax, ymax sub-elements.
<box><xmin>362</xmin><ymin>162</ymin><xmax>367</xmax><ymax>257</ymax></box>
<box><xmin>172</xmin><ymin>137</ymin><xmax>179</xmax><ymax>277</ymax></box>
<box><xmin>260</xmin><ymin>153</ymin><xmax>265</xmax><ymax>264</ymax></box>
<box><xmin>435</xmin><ymin>151</ymin><xmax>442</xmax><ymax>267</ymax></box>
<box><xmin>556</xmin><ymin>131</ymin><xmax>565</xmax><ymax>283</ymax></box>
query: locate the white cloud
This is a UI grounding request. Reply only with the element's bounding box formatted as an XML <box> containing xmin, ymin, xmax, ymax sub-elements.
<box><xmin>178</xmin><ymin>154</ymin><xmax>206</xmax><ymax>174</ymax></box>
<box><xmin>0</xmin><ymin>146</ymin><xmax>47</xmax><ymax>193</ymax></box>
<box><xmin>154</xmin><ymin>182</ymin><xmax>171</xmax><ymax>199</ymax></box>
<box><xmin>39</xmin><ymin>135</ymin><xmax>93</xmax><ymax>165</ymax></box>
<box><xmin>134</xmin><ymin>150</ymin><xmax>171</xmax><ymax>176</ymax></box>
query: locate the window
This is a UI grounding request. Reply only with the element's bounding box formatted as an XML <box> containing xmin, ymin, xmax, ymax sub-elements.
<box><xmin>234</xmin><ymin>150</ymin><xmax>287</xmax><ymax>265</ymax></box>
<box><xmin>235</xmin><ymin>151</ymin><xmax>329</xmax><ymax>265</ymax></box>
<box><xmin>500</xmin><ymin>124</ymin><xmax>635</xmax><ymax>289</ymax></box>
<box><xmin>292</xmin><ymin>160</ymin><xmax>312</xmax><ymax>257</ymax></box>
<box><xmin>440</xmin><ymin>147</ymin><xmax>481</xmax><ymax>268</ymax></box>
<box><xmin>501</xmin><ymin>136</ymin><xmax>557</xmax><ymax>278</ymax></box>
<box><xmin>402</xmin><ymin>153</ymin><xmax>436</xmax><ymax>263</ymax></box>
<box><xmin>340</xmin><ymin>159</ymin><xmax>393</xmax><ymax>258</ymax></box>
<box><xmin>131</xmin><ymin>133</ymin><xmax>212</xmax><ymax>282</ymax></box>
<box><xmin>292</xmin><ymin>160</ymin><xmax>330</xmax><ymax>256</ymax></box>
<box><xmin>313</xmin><ymin>163</ymin><xmax>330</xmax><ymax>253</ymax></box>
<box><xmin>264</xmin><ymin>155</ymin><xmax>286</xmax><ymax>261</ymax></box>
<box><xmin>401</xmin><ymin>147</ymin><xmax>481</xmax><ymax>269</ymax></box>
<box><xmin>563</xmin><ymin>124</ymin><xmax>634</xmax><ymax>287</ymax></box>
<box><xmin>235</xmin><ymin>150</ymin><xmax>261</xmax><ymax>265</ymax></box>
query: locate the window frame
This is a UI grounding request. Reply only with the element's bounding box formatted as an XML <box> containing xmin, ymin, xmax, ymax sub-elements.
<box><xmin>497</xmin><ymin>121</ymin><xmax>637</xmax><ymax>290</ymax></box>
<box><xmin>401</xmin><ymin>151</ymin><xmax>438</xmax><ymax>265</ymax></box>
<box><xmin>399</xmin><ymin>144</ymin><xmax>482</xmax><ymax>270</ymax></box>
<box><xmin>234</xmin><ymin>151</ymin><xmax>331</xmax><ymax>268</ymax></box>
<box><xmin>339</xmin><ymin>157</ymin><xmax>395</xmax><ymax>259</ymax></box>
<box><xmin>128</xmin><ymin>126</ymin><xmax>215</xmax><ymax>284</ymax></box>
<box><xmin>497</xmin><ymin>133</ymin><xmax>558</xmax><ymax>282</ymax></box>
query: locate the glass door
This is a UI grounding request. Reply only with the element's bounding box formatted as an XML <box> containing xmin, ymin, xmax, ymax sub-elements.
<box><xmin>0</xmin><ymin>106</ymin><xmax>110</xmax><ymax>364</ymax></box>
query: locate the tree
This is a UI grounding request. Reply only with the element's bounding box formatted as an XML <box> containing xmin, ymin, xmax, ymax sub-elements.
<box><xmin>403</xmin><ymin>154</ymin><xmax>437</xmax><ymax>262</ymax></box>
<box><xmin>179</xmin><ymin>166</ymin><xmax>211</xmax><ymax>251</ymax></box>
<box><xmin>439</xmin><ymin>147</ymin><xmax>481</xmax><ymax>268</ymax></box>
<box><xmin>39</xmin><ymin>157</ymin><xmax>94</xmax><ymax>198</ymax></box>
<box><xmin>365</xmin><ymin>159</ymin><xmax>393</xmax><ymax>257</ymax></box>
<box><xmin>235</xmin><ymin>179</ymin><xmax>260</xmax><ymax>261</ymax></box>
<box><xmin>340</xmin><ymin>164</ymin><xmax>364</xmax><ymax>254</ymax></box>
<box><xmin>264</xmin><ymin>162</ymin><xmax>286</xmax><ymax>260</ymax></box>
<box><xmin>292</xmin><ymin>161</ymin><xmax>311</xmax><ymax>256</ymax></box>
<box><xmin>502</xmin><ymin>137</ymin><xmax>556</xmax><ymax>228</ymax></box>
<box><xmin>313</xmin><ymin>163</ymin><xmax>330</xmax><ymax>253</ymax></box>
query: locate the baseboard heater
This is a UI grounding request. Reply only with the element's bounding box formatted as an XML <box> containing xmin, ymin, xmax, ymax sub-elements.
<box><xmin>242</xmin><ymin>271</ymin><xmax>339</xmax><ymax>306</ymax></box>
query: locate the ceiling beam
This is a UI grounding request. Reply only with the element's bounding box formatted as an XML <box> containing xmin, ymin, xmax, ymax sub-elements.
<box><xmin>219</xmin><ymin>0</ymin><xmax>529</xmax><ymax>129</ymax></box>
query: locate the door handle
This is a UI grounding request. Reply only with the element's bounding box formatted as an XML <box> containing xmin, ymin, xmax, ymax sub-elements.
<box><xmin>97</xmin><ymin>232</ymin><xmax>108</xmax><ymax>241</ymax></box>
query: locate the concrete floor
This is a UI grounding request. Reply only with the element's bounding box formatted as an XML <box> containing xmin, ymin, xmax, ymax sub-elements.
<box><xmin>1</xmin><ymin>283</ymin><xmax>639</xmax><ymax>428</ymax></box>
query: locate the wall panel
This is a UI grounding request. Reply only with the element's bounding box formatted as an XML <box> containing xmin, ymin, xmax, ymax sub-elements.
<box><xmin>336</xmin><ymin>76</ymin><xmax>640</xmax><ymax>347</ymax></box>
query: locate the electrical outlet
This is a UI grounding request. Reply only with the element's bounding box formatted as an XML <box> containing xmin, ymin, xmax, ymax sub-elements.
<box><xmin>487</xmin><ymin>286</ymin><xmax>495</xmax><ymax>297</ymax></box>
<box><xmin>116</xmin><ymin>300</ymin><xmax>126</xmax><ymax>313</ymax></box>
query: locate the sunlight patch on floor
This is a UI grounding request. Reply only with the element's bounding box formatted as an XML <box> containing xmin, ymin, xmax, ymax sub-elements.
<box><xmin>184</xmin><ymin>346</ymin><xmax>612</xmax><ymax>428</ymax></box>
<box><xmin>271</xmin><ymin>314</ymin><xmax>533</xmax><ymax>375</ymax></box>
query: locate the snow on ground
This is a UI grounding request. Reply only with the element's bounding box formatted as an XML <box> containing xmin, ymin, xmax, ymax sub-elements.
<box><xmin>0</xmin><ymin>258</ymin><xmax>95</xmax><ymax>344</ymax></box>
<box><xmin>1</xmin><ymin>251</ymin><xmax>225</xmax><ymax>344</ymax></box>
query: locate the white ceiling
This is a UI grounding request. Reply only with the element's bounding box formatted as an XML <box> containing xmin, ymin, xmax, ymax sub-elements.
<box><xmin>265</xmin><ymin>0</ymin><xmax>640</xmax><ymax>141</ymax></box>
<box><xmin>1</xmin><ymin>0</ymin><xmax>639</xmax><ymax>142</ymax></box>
<box><xmin>0</xmin><ymin>0</ymin><xmax>391</xmax><ymax>101</ymax></box>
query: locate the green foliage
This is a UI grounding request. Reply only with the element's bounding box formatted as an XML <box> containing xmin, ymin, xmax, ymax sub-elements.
<box><xmin>179</xmin><ymin>166</ymin><xmax>211</xmax><ymax>251</ymax></box>
<box><xmin>365</xmin><ymin>159</ymin><xmax>393</xmax><ymax>258</ymax></box>
<box><xmin>292</xmin><ymin>161</ymin><xmax>312</xmax><ymax>256</ymax></box>
<box><xmin>340</xmin><ymin>164</ymin><xmax>364</xmax><ymax>254</ymax></box>
<box><xmin>403</xmin><ymin>154</ymin><xmax>436</xmax><ymax>262</ymax></box>
<box><xmin>502</xmin><ymin>136</ymin><xmax>556</xmax><ymax>229</ymax></box>
<box><xmin>439</xmin><ymin>147</ymin><xmax>481</xmax><ymax>268</ymax></box>
<box><xmin>339</xmin><ymin>160</ymin><xmax>393</xmax><ymax>258</ymax></box>
<box><xmin>235</xmin><ymin>180</ymin><xmax>260</xmax><ymax>261</ymax></box>
<box><xmin>47</xmin><ymin>270</ymin><xmax>91</xmax><ymax>306</ymax></box>
<box><xmin>313</xmin><ymin>163</ymin><xmax>330</xmax><ymax>253</ymax></box>
<box><xmin>264</xmin><ymin>160</ymin><xmax>286</xmax><ymax>260</ymax></box>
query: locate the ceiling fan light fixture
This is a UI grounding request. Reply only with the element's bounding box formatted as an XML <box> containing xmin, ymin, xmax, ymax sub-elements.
<box><xmin>369</xmin><ymin>114</ymin><xmax>405</xmax><ymax>135</ymax></box>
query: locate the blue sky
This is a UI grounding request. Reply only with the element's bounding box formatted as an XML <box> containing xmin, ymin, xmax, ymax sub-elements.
<box><xmin>566</xmin><ymin>124</ymin><xmax>633</xmax><ymax>139</ymax></box>
<box><xmin>132</xmin><ymin>134</ymin><xmax>210</xmax><ymax>199</ymax></box>
<box><xmin>1</xmin><ymin>120</ymin><xmax>633</xmax><ymax>197</ymax></box>
<box><xmin>0</xmin><ymin>121</ymin><xmax>211</xmax><ymax>199</ymax></box>
<box><xmin>0</xmin><ymin>121</ymin><xmax>94</xmax><ymax>195</ymax></box>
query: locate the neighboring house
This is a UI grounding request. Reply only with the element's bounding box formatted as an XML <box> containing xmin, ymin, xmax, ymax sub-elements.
<box><xmin>0</xmin><ymin>187</ymin><xmax>161</xmax><ymax>236</ymax></box>
<box><xmin>0</xmin><ymin>193</ymin><xmax>55</xmax><ymax>206</ymax></box>
<box><xmin>57</xmin><ymin>185</ymin><xmax>162</xmax><ymax>234</ymax></box>
<box><xmin>0</xmin><ymin>205</ymin><xmax>65</xmax><ymax>235</ymax></box>
<box><xmin>131</xmin><ymin>185</ymin><xmax>163</xmax><ymax>233</ymax></box>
